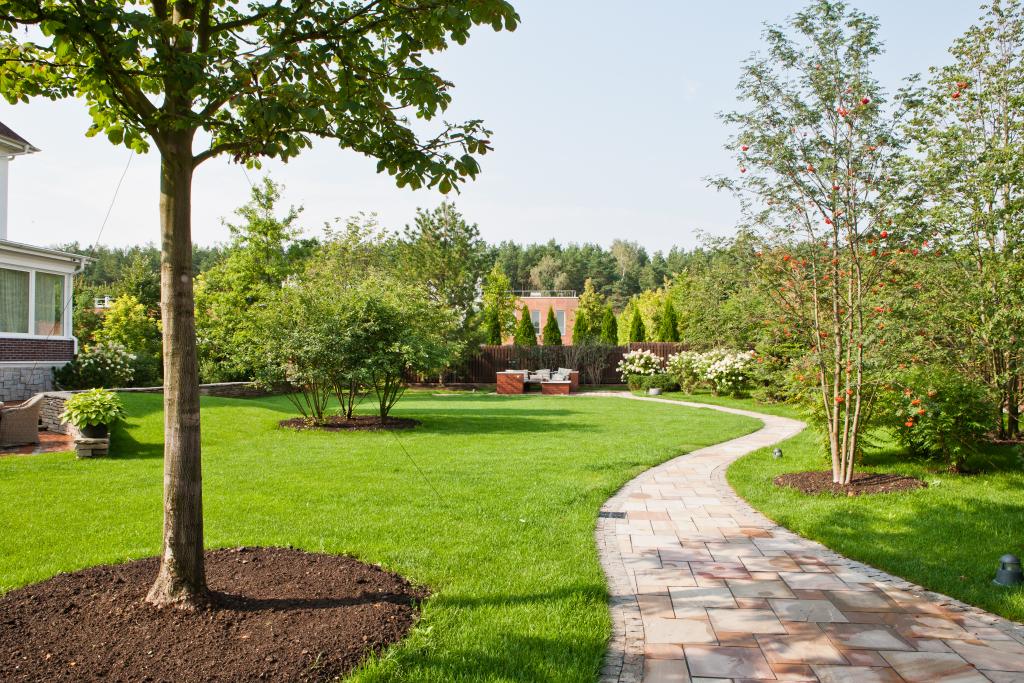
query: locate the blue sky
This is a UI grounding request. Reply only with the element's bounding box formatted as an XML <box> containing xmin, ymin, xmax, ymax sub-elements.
<box><xmin>1</xmin><ymin>1</ymin><xmax>981</xmax><ymax>252</ymax></box>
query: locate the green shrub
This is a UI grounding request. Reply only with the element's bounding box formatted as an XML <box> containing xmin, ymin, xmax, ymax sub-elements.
<box><xmin>60</xmin><ymin>388</ymin><xmax>126</xmax><ymax>428</ymax></box>
<box><xmin>625</xmin><ymin>372</ymin><xmax>678</xmax><ymax>392</ymax></box>
<box><xmin>878</xmin><ymin>366</ymin><xmax>993</xmax><ymax>472</ymax></box>
<box><xmin>53</xmin><ymin>342</ymin><xmax>136</xmax><ymax>390</ymax></box>
<box><xmin>92</xmin><ymin>294</ymin><xmax>162</xmax><ymax>385</ymax></box>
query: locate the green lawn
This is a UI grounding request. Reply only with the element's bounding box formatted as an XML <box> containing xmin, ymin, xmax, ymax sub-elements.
<box><xmin>660</xmin><ymin>389</ymin><xmax>1024</xmax><ymax>623</ymax></box>
<box><xmin>0</xmin><ymin>391</ymin><xmax>759</xmax><ymax>682</ymax></box>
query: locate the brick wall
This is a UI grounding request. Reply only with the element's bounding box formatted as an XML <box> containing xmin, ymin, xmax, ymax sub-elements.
<box><xmin>0</xmin><ymin>338</ymin><xmax>74</xmax><ymax>362</ymax></box>
<box><xmin>510</xmin><ymin>296</ymin><xmax>580</xmax><ymax>345</ymax></box>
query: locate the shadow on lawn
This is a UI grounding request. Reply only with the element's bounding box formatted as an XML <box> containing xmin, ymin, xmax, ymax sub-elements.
<box><xmin>108</xmin><ymin>422</ymin><xmax>163</xmax><ymax>460</ymax></box>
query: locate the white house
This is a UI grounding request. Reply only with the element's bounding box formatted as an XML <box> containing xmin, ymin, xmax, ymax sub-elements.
<box><xmin>0</xmin><ymin>122</ymin><xmax>88</xmax><ymax>401</ymax></box>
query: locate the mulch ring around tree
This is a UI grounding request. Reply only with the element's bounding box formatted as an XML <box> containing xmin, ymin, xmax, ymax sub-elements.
<box><xmin>0</xmin><ymin>547</ymin><xmax>427</xmax><ymax>682</ymax></box>
<box><xmin>279</xmin><ymin>415</ymin><xmax>421</xmax><ymax>432</ymax></box>
<box><xmin>774</xmin><ymin>470</ymin><xmax>927</xmax><ymax>496</ymax></box>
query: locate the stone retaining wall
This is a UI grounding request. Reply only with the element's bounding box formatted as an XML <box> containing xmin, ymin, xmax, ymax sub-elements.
<box><xmin>111</xmin><ymin>382</ymin><xmax>275</xmax><ymax>398</ymax></box>
<box><xmin>40</xmin><ymin>391</ymin><xmax>78</xmax><ymax>436</ymax></box>
<box><xmin>1</xmin><ymin>366</ymin><xmax>56</xmax><ymax>402</ymax></box>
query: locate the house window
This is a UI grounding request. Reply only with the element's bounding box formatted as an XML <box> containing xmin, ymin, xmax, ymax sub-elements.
<box><xmin>35</xmin><ymin>272</ymin><xmax>65</xmax><ymax>336</ymax></box>
<box><xmin>530</xmin><ymin>309</ymin><xmax>541</xmax><ymax>334</ymax></box>
<box><xmin>556</xmin><ymin>310</ymin><xmax>566</xmax><ymax>335</ymax></box>
<box><xmin>0</xmin><ymin>267</ymin><xmax>29</xmax><ymax>334</ymax></box>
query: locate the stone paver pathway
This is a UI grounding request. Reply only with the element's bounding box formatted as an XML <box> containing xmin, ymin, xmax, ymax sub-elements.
<box><xmin>589</xmin><ymin>392</ymin><xmax>1024</xmax><ymax>683</ymax></box>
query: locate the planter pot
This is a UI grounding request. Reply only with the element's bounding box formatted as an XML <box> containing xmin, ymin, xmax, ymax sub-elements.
<box><xmin>647</xmin><ymin>388</ymin><xmax>663</xmax><ymax>396</ymax></box>
<box><xmin>80</xmin><ymin>423</ymin><xmax>109</xmax><ymax>439</ymax></box>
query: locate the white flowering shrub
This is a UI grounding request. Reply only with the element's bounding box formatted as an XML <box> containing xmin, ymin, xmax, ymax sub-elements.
<box><xmin>666</xmin><ymin>350</ymin><xmax>704</xmax><ymax>392</ymax></box>
<box><xmin>617</xmin><ymin>349</ymin><xmax>663</xmax><ymax>382</ymax></box>
<box><xmin>53</xmin><ymin>341</ymin><xmax>136</xmax><ymax>390</ymax></box>
<box><xmin>704</xmin><ymin>350</ymin><xmax>756</xmax><ymax>396</ymax></box>
<box><xmin>666</xmin><ymin>348</ymin><xmax>756</xmax><ymax>396</ymax></box>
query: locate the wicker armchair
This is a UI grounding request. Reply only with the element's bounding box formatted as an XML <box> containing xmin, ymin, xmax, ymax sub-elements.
<box><xmin>0</xmin><ymin>393</ymin><xmax>44</xmax><ymax>446</ymax></box>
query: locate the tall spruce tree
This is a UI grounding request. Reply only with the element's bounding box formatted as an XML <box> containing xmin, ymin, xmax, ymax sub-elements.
<box><xmin>657</xmin><ymin>298</ymin><xmax>680</xmax><ymax>342</ymax></box>
<box><xmin>542</xmin><ymin>307</ymin><xmax>562</xmax><ymax>346</ymax></box>
<box><xmin>514</xmin><ymin>305</ymin><xmax>538</xmax><ymax>346</ymax></box>
<box><xmin>600</xmin><ymin>305</ymin><xmax>619</xmax><ymax>345</ymax></box>
<box><xmin>628</xmin><ymin>310</ymin><xmax>646</xmax><ymax>343</ymax></box>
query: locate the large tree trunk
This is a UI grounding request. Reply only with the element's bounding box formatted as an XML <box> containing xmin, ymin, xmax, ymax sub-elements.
<box><xmin>146</xmin><ymin>134</ymin><xmax>207</xmax><ymax>608</ymax></box>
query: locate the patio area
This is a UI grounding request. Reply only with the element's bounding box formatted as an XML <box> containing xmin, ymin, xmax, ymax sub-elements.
<box><xmin>0</xmin><ymin>430</ymin><xmax>73</xmax><ymax>456</ymax></box>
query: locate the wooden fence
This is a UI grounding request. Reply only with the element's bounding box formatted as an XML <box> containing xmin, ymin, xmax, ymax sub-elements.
<box><xmin>412</xmin><ymin>342</ymin><xmax>687</xmax><ymax>385</ymax></box>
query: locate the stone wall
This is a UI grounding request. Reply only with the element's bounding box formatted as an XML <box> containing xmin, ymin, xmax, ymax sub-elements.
<box><xmin>40</xmin><ymin>391</ymin><xmax>78</xmax><ymax>436</ymax></box>
<box><xmin>0</xmin><ymin>365</ymin><xmax>55</xmax><ymax>402</ymax></box>
<box><xmin>111</xmin><ymin>382</ymin><xmax>277</xmax><ymax>398</ymax></box>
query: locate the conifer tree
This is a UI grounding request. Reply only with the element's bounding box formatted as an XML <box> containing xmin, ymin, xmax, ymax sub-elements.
<box><xmin>628</xmin><ymin>310</ymin><xmax>646</xmax><ymax>343</ymax></box>
<box><xmin>514</xmin><ymin>305</ymin><xmax>538</xmax><ymax>346</ymax></box>
<box><xmin>542</xmin><ymin>307</ymin><xmax>563</xmax><ymax>346</ymax></box>
<box><xmin>657</xmin><ymin>298</ymin><xmax>680</xmax><ymax>342</ymax></box>
<box><xmin>572</xmin><ymin>309</ymin><xmax>591</xmax><ymax>344</ymax></box>
<box><xmin>600</xmin><ymin>306</ymin><xmax>619</xmax><ymax>345</ymax></box>
<box><xmin>484</xmin><ymin>309</ymin><xmax>503</xmax><ymax>345</ymax></box>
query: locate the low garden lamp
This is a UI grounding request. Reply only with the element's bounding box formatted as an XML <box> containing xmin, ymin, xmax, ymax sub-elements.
<box><xmin>772</xmin><ymin>448</ymin><xmax>783</xmax><ymax>459</ymax></box>
<box><xmin>994</xmin><ymin>554</ymin><xmax>1023</xmax><ymax>587</ymax></box>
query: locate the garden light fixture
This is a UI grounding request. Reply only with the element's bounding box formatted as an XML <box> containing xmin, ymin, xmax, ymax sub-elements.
<box><xmin>772</xmin><ymin>448</ymin><xmax>783</xmax><ymax>459</ymax></box>
<box><xmin>994</xmin><ymin>554</ymin><xmax>1023</xmax><ymax>587</ymax></box>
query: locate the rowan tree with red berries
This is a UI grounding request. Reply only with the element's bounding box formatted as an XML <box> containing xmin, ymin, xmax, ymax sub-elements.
<box><xmin>711</xmin><ymin>0</ymin><xmax>914</xmax><ymax>484</ymax></box>
<box><xmin>899</xmin><ymin>0</ymin><xmax>1024</xmax><ymax>439</ymax></box>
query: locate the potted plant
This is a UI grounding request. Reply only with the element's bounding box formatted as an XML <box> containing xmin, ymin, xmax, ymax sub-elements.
<box><xmin>61</xmin><ymin>388</ymin><xmax>126</xmax><ymax>438</ymax></box>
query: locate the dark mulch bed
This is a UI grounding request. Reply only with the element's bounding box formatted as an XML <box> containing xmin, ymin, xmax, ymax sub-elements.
<box><xmin>278</xmin><ymin>415</ymin><xmax>420</xmax><ymax>432</ymax></box>
<box><xmin>0</xmin><ymin>547</ymin><xmax>427</xmax><ymax>682</ymax></box>
<box><xmin>774</xmin><ymin>470</ymin><xmax>927</xmax><ymax>496</ymax></box>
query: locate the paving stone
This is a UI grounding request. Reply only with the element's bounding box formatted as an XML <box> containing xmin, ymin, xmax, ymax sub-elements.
<box><xmin>945</xmin><ymin>640</ymin><xmax>1024</xmax><ymax>672</ymax></box>
<box><xmin>684</xmin><ymin>645</ymin><xmax>775</xmax><ymax>679</ymax></box>
<box><xmin>707</xmin><ymin>609</ymin><xmax>787</xmax><ymax>635</ymax></box>
<box><xmin>645</xmin><ymin>617</ymin><xmax>718</xmax><ymax>645</ymax></box>
<box><xmin>669</xmin><ymin>586</ymin><xmax>738</xmax><ymax>609</ymax></box>
<box><xmin>819</xmin><ymin>623</ymin><xmax>915</xmax><ymax>651</ymax></box>
<box><xmin>881</xmin><ymin>651</ymin><xmax>990</xmax><ymax>682</ymax></box>
<box><xmin>825</xmin><ymin>590</ymin><xmax>899</xmax><ymax>612</ymax></box>
<box><xmin>778</xmin><ymin>572</ymin><xmax>850</xmax><ymax>592</ymax></box>
<box><xmin>769</xmin><ymin>598</ymin><xmax>848</xmax><ymax>623</ymax></box>
<box><xmin>756</xmin><ymin>633</ymin><xmax>848</xmax><ymax>665</ymax></box>
<box><xmin>812</xmin><ymin>665</ymin><xmax>903</xmax><ymax>682</ymax></box>
<box><xmin>643</xmin><ymin>657</ymin><xmax>690</xmax><ymax>682</ymax></box>
<box><xmin>726</xmin><ymin>579</ymin><xmax>795</xmax><ymax>599</ymax></box>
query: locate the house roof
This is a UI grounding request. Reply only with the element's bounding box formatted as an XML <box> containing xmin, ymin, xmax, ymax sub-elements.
<box><xmin>0</xmin><ymin>238</ymin><xmax>89</xmax><ymax>265</ymax></box>
<box><xmin>0</xmin><ymin>121</ymin><xmax>39</xmax><ymax>155</ymax></box>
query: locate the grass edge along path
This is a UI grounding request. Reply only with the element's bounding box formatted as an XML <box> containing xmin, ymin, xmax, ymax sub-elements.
<box><xmin>0</xmin><ymin>391</ymin><xmax>761</xmax><ymax>682</ymax></box>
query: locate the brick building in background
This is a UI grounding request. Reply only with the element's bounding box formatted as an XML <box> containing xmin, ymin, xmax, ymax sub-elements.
<box><xmin>0</xmin><ymin>122</ymin><xmax>89</xmax><ymax>400</ymax></box>
<box><xmin>508</xmin><ymin>290</ymin><xmax>579</xmax><ymax>345</ymax></box>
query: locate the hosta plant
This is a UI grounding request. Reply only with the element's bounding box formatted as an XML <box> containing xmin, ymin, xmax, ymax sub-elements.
<box><xmin>61</xmin><ymin>388</ymin><xmax>126</xmax><ymax>429</ymax></box>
